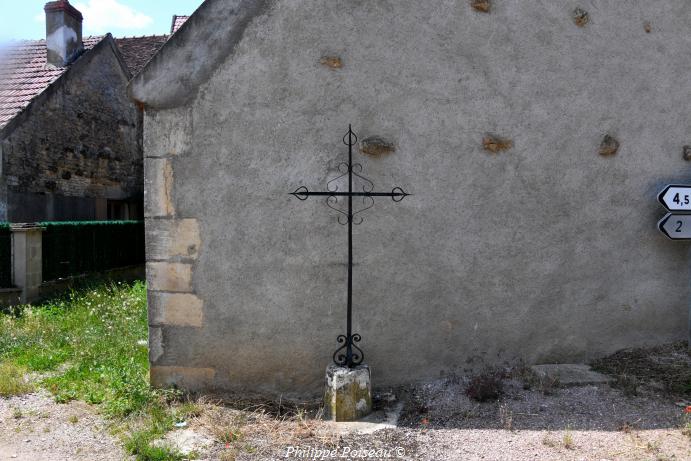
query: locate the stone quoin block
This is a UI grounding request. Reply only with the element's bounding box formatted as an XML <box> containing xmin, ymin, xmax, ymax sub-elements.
<box><xmin>146</xmin><ymin>218</ymin><xmax>201</xmax><ymax>261</ymax></box>
<box><xmin>144</xmin><ymin>158</ymin><xmax>175</xmax><ymax>217</ymax></box>
<box><xmin>147</xmin><ymin>262</ymin><xmax>193</xmax><ymax>292</ymax></box>
<box><xmin>144</xmin><ymin>108</ymin><xmax>192</xmax><ymax>157</ymax></box>
<box><xmin>150</xmin><ymin>366</ymin><xmax>215</xmax><ymax>391</ymax></box>
<box><xmin>149</xmin><ymin>326</ymin><xmax>164</xmax><ymax>363</ymax></box>
<box><xmin>149</xmin><ymin>292</ymin><xmax>204</xmax><ymax>327</ymax></box>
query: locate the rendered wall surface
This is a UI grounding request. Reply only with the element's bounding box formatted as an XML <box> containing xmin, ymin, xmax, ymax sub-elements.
<box><xmin>132</xmin><ymin>0</ymin><xmax>691</xmax><ymax>396</ymax></box>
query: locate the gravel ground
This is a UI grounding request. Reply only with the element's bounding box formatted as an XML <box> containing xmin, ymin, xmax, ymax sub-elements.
<box><xmin>1</xmin><ymin>345</ymin><xmax>690</xmax><ymax>460</ymax></box>
<box><xmin>402</xmin><ymin>378</ymin><xmax>690</xmax><ymax>460</ymax></box>
<box><xmin>0</xmin><ymin>390</ymin><xmax>125</xmax><ymax>461</ymax></box>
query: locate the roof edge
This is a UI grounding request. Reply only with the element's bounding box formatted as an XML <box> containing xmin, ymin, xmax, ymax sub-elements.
<box><xmin>103</xmin><ymin>33</ymin><xmax>132</xmax><ymax>80</ymax></box>
<box><xmin>128</xmin><ymin>0</ymin><xmax>274</xmax><ymax>111</ymax></box>
<box><xmin>1</xmin><ymin>35</ymin><xmax>123</xmax><ymax>139</ymax></box>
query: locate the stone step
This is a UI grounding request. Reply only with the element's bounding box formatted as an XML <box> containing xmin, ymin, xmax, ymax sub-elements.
<box><xmin>530</xmin><ymin>363</ymin><xmax>613</xmax><ymax>386</ymax></box>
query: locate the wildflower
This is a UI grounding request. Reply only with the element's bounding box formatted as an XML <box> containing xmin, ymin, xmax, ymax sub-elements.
<box><xmin>684</xmin><ymin>406</ymin><xmax>691</xmax><ymax>414</ymax></box>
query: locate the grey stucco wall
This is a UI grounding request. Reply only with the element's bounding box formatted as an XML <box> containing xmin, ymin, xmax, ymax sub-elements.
<box><xmin>135</xmin><ymin>0</ymin><xmax>691</xmax><ymax>396</ymax></box>
<box><xmin>1</xmin><ymin>37</ymin><xmax>142</xmax><ymax>222</ymax></box>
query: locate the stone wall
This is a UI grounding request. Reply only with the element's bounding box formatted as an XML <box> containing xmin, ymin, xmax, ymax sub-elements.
<box><xmin>0</xmin><ymin>37</ymin><xmax>142</xmax><ymax>222</ymax></box>
<box><xmin>131</xmin><ymin>0</ymin><xmax>691</xmax><ymax>396</ymax></box>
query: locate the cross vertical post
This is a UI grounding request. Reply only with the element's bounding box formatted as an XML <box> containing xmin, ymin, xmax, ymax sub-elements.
<box><xmin>291</xmin><ymin>125</ymin><xmax>410</xmax><ymax>367</ymax></box>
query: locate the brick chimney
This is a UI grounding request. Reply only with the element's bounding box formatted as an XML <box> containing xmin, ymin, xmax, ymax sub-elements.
<box><xmin>44</xmin><ymin>0</ymin><xmax>84</xmax><ymax>67</ymax></box>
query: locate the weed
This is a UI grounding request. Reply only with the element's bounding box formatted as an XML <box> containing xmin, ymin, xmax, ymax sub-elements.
<box><xmin>645</xmin><ymin>440</ymin><xmax>661</xmax><ymax>453</ymax></box>
<box><xmin>683</xmin><ymin>423</ymin><xmax>691</xmax><ymax>440</ymax></box>
<box><xmin>0</xmin><ymin>361</ymin><xmax>33</xmax><ymax>396</ymax></box>
<box><xmin>217</xmin><ymin>427</ymin><xmax>243</xmax><ymax>445</ymax></box>
<box><xmin>68</xmin><ymin>415</ymin><xmax>78</xmax><ymax>424</ymax></box>
<box><xmin>563</xmin><ymin>430</ymin><xmax>575</xmax><ymax>450</ymax></box>
<box><xmin>124</xmin><ymin>432</ymin><xmax>186</xmax><ymax>461</ymax></box>
<box><xmin>466</xmin><ymin>369</ymin><xmax>504</xmax><ymax>402</ymax></box>
<box><xmin>219</xmin><ymin>450</ymin><xmax>237</xmax><ymax>461</ymax></box>
<box><xmin>498</xmin><ymin>402</ymin><xmax>513</xmax><ymax>431</ymax></box>
<box><xmin>542</xmin><ymin>434</ymin><xmax>558</xmax><ymax>448</ymax></box>
<box><xmin>614</xmin><ymin>374</ymin><xmax>639</xmax><ymax>397</ymax></box>
<box><xmin>618</xmin><ymin>421</ymin><xmax>633</xmax><ymax>433</ymax></box>
<box><xmin>12</xmin><ymin>407</ymin><xmax>22</xmax><ymax>419</ymax></box>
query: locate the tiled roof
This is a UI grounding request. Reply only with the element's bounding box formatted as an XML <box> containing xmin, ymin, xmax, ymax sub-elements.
<box><xmin>0</xmin><ymin>32</ymin><xmax>170</xmax><ymax>130</ymax></box>
<box><xmin>171</xmin><ymin>15</ymin><xmax>189</xmax><ymax>34</ymax></box>
<box><xmin>0</xmin><ymin>36</ymin><xmax>102</xmax><ymax>129</ymax></box>
<box><xmin>115</xmin><ymin>35</ymin><xmax>168</xmax><ymax>76</ymax></box>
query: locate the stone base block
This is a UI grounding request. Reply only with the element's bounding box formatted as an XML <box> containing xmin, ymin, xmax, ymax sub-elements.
<box><xmin>531</xmin><ymin>363</ymin><xmax>613</xmax><ymax>386</ymax></box>
<box><xmin>324</xmin><ymin>364</ymin><xmax>372</xmax><ymax>422</ymax></box>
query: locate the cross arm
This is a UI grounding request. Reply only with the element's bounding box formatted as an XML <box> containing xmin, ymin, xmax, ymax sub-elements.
<box><xmin>291</xmin><ymin>186</ymin><xmax>410</xmax><ymax>201</ymax></box>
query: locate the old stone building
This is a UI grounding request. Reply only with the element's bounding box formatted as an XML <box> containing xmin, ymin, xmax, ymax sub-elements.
<box><xmin>130</xmin><ymin>0</ymin><xmax>691</xmax><ymax>396</ymax></box>
<box><xmin>0</xmin><ymin>0</ymin><xmax>170</xmax><ymax>222</ymax></box>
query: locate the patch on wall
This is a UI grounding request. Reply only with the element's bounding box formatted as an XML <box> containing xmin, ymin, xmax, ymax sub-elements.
<box><xmin>320</xmin><ymin>56</ymin><xmax>343</xmax><ymax>70</ymax></box>
<box><xmin>482</xmin><ymin>134</ymin><xmax>513</xmax><ymax>153</ymax></box>
<box><xmin>573</xmin><ymin>8</ymin><xmax>589</xmax><ymax>27</ymax></box>
<box><xmin>360</xmin><ymin>137</ymin><xmax>395</xmax><ymax>156</ymax></box>
<box><xmin>599</xmin><ymin>135</ymin><xmax>619</xmax><ymax>156</ymax></box>
<box><xmin>471</xmin><ymin>0</ymin><xmax>490</xmax><ymax>13</ymax></box>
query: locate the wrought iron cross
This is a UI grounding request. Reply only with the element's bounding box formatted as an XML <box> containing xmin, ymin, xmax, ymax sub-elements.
<box><xmin>291</xmin><ymin>125</ymin><xmax>410</xmax><ymax>367</ymax></box>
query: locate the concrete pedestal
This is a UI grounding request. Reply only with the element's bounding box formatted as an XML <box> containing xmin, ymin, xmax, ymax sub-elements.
<box><xmin>11</xmin><ymin>225</ymin><xmax>45</xmax><ymax>304</ymax></box>
<box><xmin>324</xmin><ymin>364</ymin><xmax>372</xmax><ymax>422</ymax></box>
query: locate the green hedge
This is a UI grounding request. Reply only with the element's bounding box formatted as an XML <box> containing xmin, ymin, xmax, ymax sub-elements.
<box><xmin>41</xmin><ymin>221</ymin><xmax>144</xmax><ymax>282</ymax></box>
<box><xmin>0</xmin><ymin>223</ymin><xmax>11</xmax><ymax>288</ymax></box>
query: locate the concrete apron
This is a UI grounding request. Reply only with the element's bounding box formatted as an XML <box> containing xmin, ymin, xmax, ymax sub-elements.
<box><xmin>324</xmin><ymin>364</ymin><xmax>373</xmax><ymax>422</ymax></box>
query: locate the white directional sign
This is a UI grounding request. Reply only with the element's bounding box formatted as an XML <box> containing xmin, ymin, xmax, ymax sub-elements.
<box><xmin>658</xmin><ymin>185</ymin><xmax>691</xmax><ymax>211</ymax></box>
<box><xmin>658</xmin><ymin>213</ymin><xmax>691</xmax><ymax>240</ymax></box>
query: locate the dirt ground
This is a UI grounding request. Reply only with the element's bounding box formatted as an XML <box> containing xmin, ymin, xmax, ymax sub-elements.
<box><xmin>1</xmin><ymin>343</ymin><xmax>690</xmax><ymax>461</ymax></box>
<box><xmin>0</xmin><ymin>390</ymin><xmax>124</xmax><ymax>461</ymax></box>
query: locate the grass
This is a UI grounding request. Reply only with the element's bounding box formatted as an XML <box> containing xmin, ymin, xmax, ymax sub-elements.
<box><xmin>0</xmin><ymin>281</ymin><xmax>150</xmax><ymax>416</ymax></box>
<box><xmin>0</xmin><ymin>280</ymin><xmax>193</xmax><ymax>460</ymax></box>
<box><xmin>0</xmin><ymin>361</ymin><xmax>33</xmax><ymax>396</ymax></box>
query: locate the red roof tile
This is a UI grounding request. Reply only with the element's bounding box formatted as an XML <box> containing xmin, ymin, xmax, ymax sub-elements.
<box><xmin>0</xmin><ymin>31</ymin><xmax>172</xmax><ymax>129</ymax></box>
<box><xmin>115</xmin><ymin>35</ymin><xmax>168</xmax><ymax>76</ymax></box>
<box><xmin>171</xmin><ymin>15</ymin><xmax>189</xmax><ymax>34</ymax></box>
<box><xmin>0</xmin><ymin>36</ymin><xmax>101</xmax><ymax>129</ymax></box>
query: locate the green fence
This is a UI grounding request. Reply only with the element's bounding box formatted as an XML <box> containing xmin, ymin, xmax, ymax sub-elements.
<box><xmin>41</xmin><ymin>221</ymin><xmax>145</xmax><ymax>282</ymax></box>
<box><xmin>0</xmin><ymin>223</ymin><xmax>11</xmax><ymax>288</ymax></box>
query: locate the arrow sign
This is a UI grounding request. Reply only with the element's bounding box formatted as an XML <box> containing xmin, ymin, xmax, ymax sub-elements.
<box><xmin>658</xmin><ymin>213</ymin><xmax>691</xmax><ymax>240</ymax></box>
<box><xmin>658</xmin><ymin>185</ymin><xmax>691</xmax><ymax>211</ymax></box>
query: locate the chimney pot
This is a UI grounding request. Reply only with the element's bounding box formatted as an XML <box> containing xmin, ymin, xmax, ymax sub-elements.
<box><xmin>44</xmin><ymin>0</ymin><xmax>83</xmax><ymax>67</ymax></box>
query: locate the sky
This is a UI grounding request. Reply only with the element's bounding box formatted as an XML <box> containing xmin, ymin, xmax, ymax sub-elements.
<box><xmin>0</xmin><ymin>0</ymin><xmax>205</xmax><ymax>43</ymax></box>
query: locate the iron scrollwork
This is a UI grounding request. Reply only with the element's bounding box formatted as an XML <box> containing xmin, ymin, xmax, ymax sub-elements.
<box><xmin>290</xmin><ymin>125</ymin><xmax>410</xmax><ymax>367</ymax></box>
